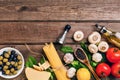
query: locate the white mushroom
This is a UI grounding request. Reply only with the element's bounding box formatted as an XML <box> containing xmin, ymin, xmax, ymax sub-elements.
<box><xmin>73</xmin><ymin>31</ymin><xmax>84</xmax><ymax>42</ymax></box>
<box><xmin>88</xmin><ymin>44</ymin><xmax>98</xmax><ymax>54</ymax></box>
<box><xmin>98</xmin><ymin>41</ymin><xmax>109</xmax><ymax>52</ymax></box>
<box><xmin>92</xmin><ymin>53</ymin><xmax>102</xmax><ymax>62</ymax></box>
<box><xmin>67</xmin><ymin>67</ymin><xmax>76</xmax><ymax>78</ymax></box>
<box><xmin>63</xmin><ymin>53</ymin><xmax>74</xmax><ymax>64</ymax></box>
<box><xmin>88</xmin><ymin>32</ymin><xmax>101</xmax><ymax>44</ymax></box>
<box><xmin>115</xmin><ymin>32</ymin><xmax>120</xmax><ymax>39</ymax></box>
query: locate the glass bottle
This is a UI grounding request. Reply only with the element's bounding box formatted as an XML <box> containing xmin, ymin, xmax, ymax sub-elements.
<box><xmin>95</xmin><ymin>24</ymin><xmax>120</xmax><ymax>48</ymax></box>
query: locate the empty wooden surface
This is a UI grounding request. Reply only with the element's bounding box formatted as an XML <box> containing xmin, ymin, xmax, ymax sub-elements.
<box><xmin>0</xmin><ymin>0</ymin><xmax>120</xmax><ymax>80</ymax></box>
<box><xmin>0</xmin><ymin>0</ymin><xmax>120</xmax><ymax>21</ymax></box>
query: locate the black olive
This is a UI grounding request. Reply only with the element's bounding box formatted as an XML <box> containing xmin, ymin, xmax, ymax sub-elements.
<box><xmin>14</xmin><ymin>67</ymin><xmax>18</xmax><ymax>70</ymax></box>
<box><xmin>11</xmin><ymin>50</ymin><xmax>16</xmax><ymax>55</ymax></box>
<box><xmin>0</xmin><ymin>65</ymin><xmax>3</xmax><ymax>71</ymax></box>
<box><xmin>8</xmin><ymin>65</ymin><xmax>13</xmax><ymax>69</ymax></box>
<box><xmin>9</xmin><ymin>55</ymin><xmax>14</xmax><ymax>61</ymax></box>
<box><xmin>14</xmin><ymin>54</ymin><xmax>18</xmax><ymax>57</ymax></box>
<box><xmin>2</xmin><ymin>71</ymin><xmax>6</xmax><ymax>75</ymax></box>
<box><xmin>13</xmin><ymin>57</ymin><xmax>17</xmax><ymax>62</ymax></box>
<box><xmin>8</xmin><ymin>58</ymin><xmax>12</xmax><ymax>62</ymax></box>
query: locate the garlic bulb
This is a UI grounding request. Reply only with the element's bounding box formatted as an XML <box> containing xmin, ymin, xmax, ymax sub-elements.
<box><xmin>73</xmin><ymin>31</ymin><xmax>84</xmax><ymax>42</ymax></box>
<box><xmin>88</xmin><ymin>32</ymin><xmax>101</xmax><ymax>44</ymax></box>
<box><xmin>98</xmin><ymin>41</ymin><xmax>109</xmax><ymax>52</ymax></box>
<box><xmin>63</xmin><ymin>53</ymin><xmax>74</xmax><ymax>64</ymax></box>
<box><xmin>88</xmin><ymin>44</ymin><xmax>98</xmax><ymax>54</ymax></box>
<box><xmin>67</xmin><ymin>67</ymin><xmax>76</xmax><ymax>78</ymax></box>
<box><xmin>92</xmin><ymin>53</ymin><xmax>102</xmax><ymax>62</ymax></box>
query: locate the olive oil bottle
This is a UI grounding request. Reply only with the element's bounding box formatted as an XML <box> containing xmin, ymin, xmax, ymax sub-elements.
<box><xmin>95</xmin><ymin>24</ymin><xmax>120</xmax><ymax>48</ymax></box>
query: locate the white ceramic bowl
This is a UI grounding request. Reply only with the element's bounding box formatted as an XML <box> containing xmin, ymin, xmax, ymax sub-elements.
<box><xmin>0</xmin><ymin>47</ymin><xmax>24</xmax><ymax>79</ymax></box>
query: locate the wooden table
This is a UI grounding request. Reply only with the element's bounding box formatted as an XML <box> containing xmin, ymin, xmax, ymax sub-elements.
<box><xmin>0</xmin><ymin>0</ymin><xmax>120</xmax><ymax>80</ymax></box>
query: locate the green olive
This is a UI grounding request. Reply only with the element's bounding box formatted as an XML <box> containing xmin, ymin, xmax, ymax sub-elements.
<box><xmin>11</xmin><ymin>61</ymin><xmax>15</xmax><ymax>65</ymax></box>
<box><xmin>17</xmin><ymin>65</ymin><xmax>22</xmax><ymax>70</ymax></box>
<box><xmin>18</xmin><ymin>60</ymin><xmax>22</xmax><ymax>65</ymax></box>
<box><xmin>8</xmin><ymin>51</ymin><xmax>11</xmax><ymax>55</ymax></box>
<box><xmin>0</xmin><ymin>61</ymin><xmax>2</xmax><ymax>65</ymax></box>
<box><xmin>5</xmin><ymin>70</ymin><xmax>10</xmax><ymax>75</ymax></box>
<box><xmin>0</xmin><ymin>56</ymin><xmax>3</xmax><ymax>60</ymax></box>
<box><xmin>6</xmin><ymin>62</ymin><xmax>10</xmax><ymax>66</ymax></box>
<box><xmin>10</xmin><ymin>68</ymin><xmax>15</xmax><ymax>73</ymax></box>
<box><xmin>17</xmin><ymin>55</ymin><xmax>22</xmax><ymax>60</ymax></box>
<box><xmin>3</xmin><ymin>66</ymin><xmax>8</xmax><ymax>70</ymax></box>
<box><xmin>14</xmin><ymin>62</ymin><xmax>18</xmax><ymax>67</ymax></box>
<box><xmin>4</xmin><ymin>53</ymin><xmax>10</xmax><ymax>58</ymax></box>
<box><xmin>3</xmin><ymin>58</ymin><xmax>8</xmax><ymax>63</ymax></box>
<box><xmin>13</xmin><ymin>71</ymin><xmax>17</xmax><ymax>75</ymax></box>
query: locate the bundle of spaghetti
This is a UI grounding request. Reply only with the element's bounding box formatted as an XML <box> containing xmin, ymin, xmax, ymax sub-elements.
<box><xmin>43</xmin><ymin>42</ymin><xmax>70</xmax><ymax>80</ymax></box>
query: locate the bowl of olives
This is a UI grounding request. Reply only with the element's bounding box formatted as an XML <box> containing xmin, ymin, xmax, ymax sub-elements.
<box><xmin>0</xmin><ymin>47</ymin><xmax>24</xmax><ymax>79</ymax></box>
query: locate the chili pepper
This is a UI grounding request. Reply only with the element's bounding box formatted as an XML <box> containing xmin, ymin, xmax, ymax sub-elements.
<box><xmin>60</xmin><ymin>46</ymin><xmax>74</xmax><ymax>53</ymax></box>
<box><xmin>90</xmin><ymin>61</ymin><xmax>98</xmax><ymax>68</ymax></box>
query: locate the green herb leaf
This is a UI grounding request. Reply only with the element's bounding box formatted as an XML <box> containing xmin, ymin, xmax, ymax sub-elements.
<box><xmin>25</xmin><ymin>56</ymin><xmax>37</xmax><ymax>68</ymax></box>
<box><xmin>29</xmin><ymin>56</ymin><xmax>37</xmax><ymax>65</ymax></box>
<box><xmin>40</xmin><ymin>56</ymin><xmax>46</xmax><ymax>64</ymax></box>
<box><xmin>46</xmin><ymin>68</ymin><xmax>56</xmax><ymax>80</ymax></box>
<box><xmin>80</xmin><ymin>42</ymin><xmax>92</xmax><ymax>61</ymax></box>
<box><xmin>90</xmin><ymin>61</ymin><xmax>98</xmax><ymax>68</ymax></box>
<box><xmin>71</xmin><ymin>60</ymin><xmax>87</xmax><ymax>69</ymax></box>
<box><xmin>60</xmin><ymin>46</ymin><xmax>74</xmax><ymax>53</ymax></box>
<box><xmin>25</xmin><ymin>61</ymin><xmax>30</xmax><ymax>67</ymax></box>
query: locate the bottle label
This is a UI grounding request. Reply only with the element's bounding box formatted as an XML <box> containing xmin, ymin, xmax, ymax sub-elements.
<box><xmin>115</xmin><ymin>32</ymin><xmax>120</xmax><ymax>39</ymax></box>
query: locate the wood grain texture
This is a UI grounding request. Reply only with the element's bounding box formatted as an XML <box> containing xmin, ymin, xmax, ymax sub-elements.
<box><xmin>0</xmin><ymin>22</ymin><xmax>119</xmax><ymax>44</ymax></box>
<box><xmin>0</xmin><ymin>0</ymin><xmax>120</xmax><ymax>80</ymax></box>
<box><xmin>0</xmin><ymin>0</ymin><xmax>120</xmax><ymax>21</ymax></box>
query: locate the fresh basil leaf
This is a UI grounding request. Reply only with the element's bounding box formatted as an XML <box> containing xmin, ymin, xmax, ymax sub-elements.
<box><xmin>29</xmin><ymin>56</ymin><xmax>37</xmax><ymax>65</ymax></box>
<box><xmin>40</xmin><ymin>56</ymin><xmax>46</xmax><ymax>64</ymax></box>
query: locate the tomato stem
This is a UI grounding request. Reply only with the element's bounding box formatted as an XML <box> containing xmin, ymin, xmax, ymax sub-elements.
<box><xmin>114</xmin><ymin>48</ymin><xmax>119</xmax><ymax>52</ymax></box>
<box><xmin>101</xmin><ymin>72</ymin><xmax>106</xmax><ymax>78</ymax></box>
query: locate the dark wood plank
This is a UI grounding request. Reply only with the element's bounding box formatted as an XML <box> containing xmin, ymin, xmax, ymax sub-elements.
<box><xmin>0</xmin><ymin>22</ymin><xmax>119</xmax><ymax>44</ymax></box>
<box><xmin>0</xmin><ymin>0</ymin><xmax>120</xmax><ymax>21</ymax></box>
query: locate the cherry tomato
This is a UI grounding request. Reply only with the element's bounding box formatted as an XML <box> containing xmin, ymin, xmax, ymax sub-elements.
<box><xmin>96</xmin><ymin>63</ymin><xmax>111</xmax><ymax>78</ymax></box>
<box><xmin>106</xmin><ymin>48</ymin><xmax>120</xmax><ymax>63</ymax></box>
<box><xmin>111</xmin><ymin>62</ymin><xmax>120</xmax><ymax>78</ymax></box>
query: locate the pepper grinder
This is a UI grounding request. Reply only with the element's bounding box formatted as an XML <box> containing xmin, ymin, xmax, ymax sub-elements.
<box><xmin>58</xmin><ymin>25</ymin><xmax>71</xmax><ymax>44</ymax></box>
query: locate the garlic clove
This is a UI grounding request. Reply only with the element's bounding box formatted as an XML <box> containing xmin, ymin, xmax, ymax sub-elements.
<box><xmin>63</xmin><ymin>53</ymin><xmax>74</xmax><ymax>64</ymax></box>
<box><xmin>73</xmin><ymin>31</ymin><xmax>84</xmax><ymax>42</ymax></box>
<box><xmin>88</xmin><ymin>44</ymin><xmax>98</xmax><ymax>54</ymax></box>
<box><xmin>98</xmin><ymin>41</ymin><xmax>109</xmax><ymax>52</ymax></box>
<box><xmin>88</xmin><ymin>32</ymin><xmax>101</xmax><ymax>44</ymax></box>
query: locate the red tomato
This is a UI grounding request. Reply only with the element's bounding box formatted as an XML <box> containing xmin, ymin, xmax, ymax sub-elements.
<box><xmin>96</xmin><ymin>63</ymin><xmax>111</xmax><ymax>78</ymax></box>
<box><xmin>106</xmin><ymin>48</ymin><xmax>120</xmax><ymax>63</ymax></box>
<box><xmin>111</xmin><ymin>62</ymin><xmax>120</xmax><ymax>78</ymax></box>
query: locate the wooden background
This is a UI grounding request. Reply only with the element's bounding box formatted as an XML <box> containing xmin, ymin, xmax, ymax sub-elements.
<box><xmin>0</xmin><ymin>0</ymin><xmax>120</xmax><ymax>80</ymax></box>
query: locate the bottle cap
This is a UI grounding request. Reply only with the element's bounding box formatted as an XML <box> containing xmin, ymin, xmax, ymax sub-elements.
<box><xmin>95</xmin><ymin>24</ymin><xmax>107</xmax><ymax>33</ymax></box>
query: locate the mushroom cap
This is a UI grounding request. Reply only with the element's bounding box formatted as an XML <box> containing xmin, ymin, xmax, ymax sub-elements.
<box><xmin>88</xmin><ymin>44</ymin><xmax>98</xmax><ymax>54</ymax></box>
<box><xmin>92</xmin><ymin>53</ymin><xmax>102</xmax><ymax>62</ymax></box>
<box><xmin>98</xmin><ymin>41</ymin><xmax>109</xmax><ymax>52</ymax></box>
<box><xmin>88</xmin><ymin>32</ymin><xmax>101</xmax><ymax>44</ymax></box>
<box><xmin>73</xmin><ymin>31</ymin><xmax>84</xmax><ymax>42</ymax></box>
<box><xmin>67</xmin><ymin>67</ymin><xmax>76</xmax><ymax>78</ymax></box>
